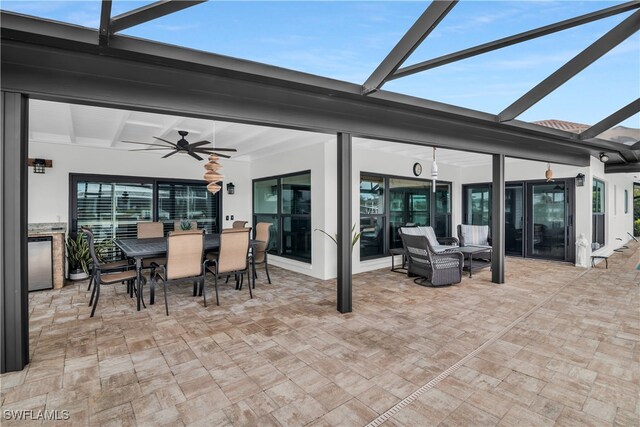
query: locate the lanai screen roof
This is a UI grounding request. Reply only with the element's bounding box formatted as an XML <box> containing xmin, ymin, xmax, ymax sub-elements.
<box><xmin>1</xmin><ymin>0</ymin><xmax>639</xmax><ymax>170</ymax></box>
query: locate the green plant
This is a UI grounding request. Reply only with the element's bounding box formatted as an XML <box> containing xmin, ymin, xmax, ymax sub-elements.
<box><xmin>314</xmin><ymin>224</ymin><xmax>362</xmax><ymax>253</ymax></box>
<box><xmin>66</xmin><ymin>234</ymin><xmax>91</xmax><ymax>274</ymax></box>
<box><xmin>95</xmin><ymin>238</ymin><xmax>114</xmax><ymax>263</ymax></box>
<box><xmin>634</xmin><ymin>218</ymin><xmax>640</xmax><ymax>237</ymax></box>
<box><xmin>180</xmin><ymin>219</ymin><xmax>192</xmax><ymax>230</ymax></box>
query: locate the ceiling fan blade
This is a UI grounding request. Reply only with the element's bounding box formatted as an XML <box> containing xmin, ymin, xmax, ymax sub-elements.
<box><xmin>122</xmin><ymin>141</ymin><xmax>171</xmax><ymax>148</ymax></box>
<box><xmin>195</xmin><ymin>149</ymin><xmax>231</xmax><ymax>158</ymax></box>
<box><xmin>204</xmin><ymin>147</ymin><xmax>237</xmax><ymax>152</ymax></box>
<box><xmin>189</xmin><ymin>140</ymin><xmax>213</xmax><ymax>148</ymax></box>
<box><xmin>188</xmin><ymin>151</ymin><xmax>204</xmax><ymax>161</ymax></box>
<box><xmin>153</xmin><ymin>136</ymin><xmax>179</xmax><ymax>148</ymax></box>
<box><xmin>162</xmin><ymin>150</ymin><xmax>179</xmax><ymax>158</ymax></box>
<box><xmin>128</xmin><ymin>148</ymin><xmax>172</xmax><ymax>151</ymax></box>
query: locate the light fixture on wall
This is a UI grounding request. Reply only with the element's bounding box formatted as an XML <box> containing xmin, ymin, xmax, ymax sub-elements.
<box><xmin>575</xmin><ymin>173</ymin><xmax>585</xmax><ymax>187</ymax></box>
<box><xmin>226</xmin><ymin>182</ymin><xmax>235</xmax><ymax>195</ymax></box>
<box><xmin>599</xmin><ymin>152</ymin><xmax>609</xmax><ymax>163</ymax></box>
<box><xmin>28</xmin><ymin>158</ymin><xmax>51</xmax><ymax>174</ymax></box>
<box><xmin>431</xmin><ymin>147</ymin><xmax>438</xmax><ymax>192</ymax></box>
<box><xmin>203</xmin><ymin>154</ymin><xmax>224</xmax><ymax>194</ymax></box>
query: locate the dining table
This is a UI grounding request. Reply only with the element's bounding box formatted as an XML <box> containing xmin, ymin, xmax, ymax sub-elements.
<box><xmin>114</xmin><ymin>233</ymin><xmax>261</xmax><ymax>311</ymax></box>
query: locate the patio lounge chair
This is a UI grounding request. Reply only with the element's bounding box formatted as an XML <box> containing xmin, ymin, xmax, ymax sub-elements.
<box><xmin>399</xmin><ymin>226</ymin><xmax>459</xmax><ymax>252</ymax></box>
<box><xmin>457</xmin><ymin>224</ymin><xmax>492</xmax><ymax>261</ymax></box>
<box><xmin>399</xmin><ymin>228</ymin><xmax>463</xmax><ymax>287</ymax></box>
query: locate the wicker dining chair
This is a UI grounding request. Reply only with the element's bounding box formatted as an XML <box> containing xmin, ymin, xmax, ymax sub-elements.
<box><xmin>204</xmin><ymin>228</ymin><xmax>253</xmax><ymax>305</ymax></box>
<box><xmin>399</xmin><ymin>229</ymin><xmax>464</xmax><ymax>287</ymax></box>
<box><xmin>81</xmin><ymin>227</ymin><xmax>143</xmax><ymax>317</ymax></box>
<box><xmin>251</xmin><ymin>222</ymin><xmax>272</xmax><ymax>286</ymax></box>
<box><xmin>151</xmin><ymin>230</ymin><xmax>206</xmax><ymax>315</ymax></box>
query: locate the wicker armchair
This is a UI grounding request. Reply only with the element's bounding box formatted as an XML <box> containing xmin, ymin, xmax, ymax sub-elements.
<box><xmin>399</xmin><ymin>229</ymin><xmax>463</xmax><ymax>287</ymax></box>
<box><xmin>457</xmin><ymin>224</ymin><xmax>492</xmax><ymax>261</ymax></box>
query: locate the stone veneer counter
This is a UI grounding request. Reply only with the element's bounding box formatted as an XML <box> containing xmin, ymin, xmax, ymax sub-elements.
<box><xmin>28</xmin><ymin>222</ymin><xmax>66</xmax><ymax>289</ymax></box>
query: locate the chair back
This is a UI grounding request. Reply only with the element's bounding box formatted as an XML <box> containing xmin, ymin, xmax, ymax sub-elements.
<box><xmin>399</xmin><ymin>226</ymin><xmax>439</xmax><ymax>248</ymax></box>
<box><xmin>166</xmin><ymin>230</ymin><xmax>204</xmax><ymax>280</ymax></box>
<box><xmin>137</xmin><ymin>221</ymin><xmax>164</xmax><ymax>239</ymax></box>
<box><xmin>458</xmin><ymin>224</ymin><xmax>490</xmax><ymax>246</ymax></box>
<box><xmin>171</xmin><ymin>229</ymin><xmax>202</xmax><ymax>235</ymax></box>
<box><xmin>253</xmin><ymin>222</ymin><xmax>272</xmax><ymax>263</ymax></box>
<box><xmin>232</xmin><ymin>220</ymin><xmax>248</xmax><ymax>228</ymax></box>
<box><xmin>399</xmin><ymin>231</ymin><xmax>431</xmax><ymax>268</ymax></box>
<box><xmin>173</xmin><ymin>220</ymin><xmax>198</xmax><ymax>231</ymax></box>
<box><xmin>218</xmin><ymin>228</ymin><xmax>251</xmax><ymax>274</ymax></box>
<box><xmin>80</xmin><ymin>227</ymin><xmax>101</xmax><ymax>268</ymax></box>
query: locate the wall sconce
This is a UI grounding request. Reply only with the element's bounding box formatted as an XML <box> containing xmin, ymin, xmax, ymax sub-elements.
<box><xmin>28</xmin><ymin>158</ymin><xmax>52</xmax><ymax>174</ymax></box>
<box><xmin>599</xmin><ymin>152</ymin><xmax>609</xmax><ymax>163</ymax></box>
<box><xmin>575</xmin><ymin>173</ymin><xmax>585</xmax><ymax>187</ymax></box>
<box><xmin>226</xmin><ymin>182</ymin><xmax>235</xmax><ymax>195</ymax></box>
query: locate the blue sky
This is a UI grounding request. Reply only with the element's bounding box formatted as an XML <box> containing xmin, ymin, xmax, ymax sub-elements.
<box><xmin>2</xmin><ymin>1</ymin><xmax>639</xmax><ymax>127</ymax></box>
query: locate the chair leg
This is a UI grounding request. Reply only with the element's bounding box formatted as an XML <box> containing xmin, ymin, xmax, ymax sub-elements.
<box><xmin>201</xmin><ymin>278</ymin><xmax>207</xmax><ymax>307</ymax></box>
<box><xmin>248</xmin><ymin>271</ymin><xmax>253</xmax><ymax>300</ymax></box>
<box><xmin>163</xmin><ymin>281</ymin><xmax>169</xmax><ymax>316</ymax></box>
<box><xmin>193</xmin><ymin>280</ymin><xmax>198</xmax><ymax>297</ymax></box>
<box><xmin>90</xmin><ymin>283</ymin><xmax>100</xmax><ymax>317</ymax></box>
<box><xmin>87</xmin><ymin>272</ymin><xmax>94</xmax><ymax>291</ymax></box>
<box><xmin>265</xmin><ymin>262</ymin><xmax>271</xmax><ymax>285</ymax></box>
<box><xmin>89</xmin><ymin>279</ymin><xmax>97</xmax><ymax>306</ymax></box>
<box><xmin>214</xmin><ymin>275</ymin><xmax>219</xmax><ymax>306</ymax></box>
<box><xmin>150</xmin><ymin>279</ymin><xmax>155</xmax><ymax>305</ymax></box>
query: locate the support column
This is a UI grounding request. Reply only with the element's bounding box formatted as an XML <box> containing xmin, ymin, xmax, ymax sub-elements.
<box><xmin>1</xmin><ymin>92</ymin><xmax>29</xmax><ymax>373</ymax></box>
<box><xmin>491</xmin><ymin>154</ymin><xmax>505</xmax><ymax>284</ymax></box>
<box><xmin>337</xmin><ymin>133</ymin><xmax>352</xmax><ymax>313</ymax></box>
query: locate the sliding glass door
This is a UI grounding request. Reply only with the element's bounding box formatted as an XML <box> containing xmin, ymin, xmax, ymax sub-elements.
<box><xmin>505</xmin><ymin>185</ymin><xmax>523</xmax><ymax>256</ymax></box>
<box><xmin>527</xmin><ymin>182</ymin><xmax>567</xmax><ymax>260</ymax></box>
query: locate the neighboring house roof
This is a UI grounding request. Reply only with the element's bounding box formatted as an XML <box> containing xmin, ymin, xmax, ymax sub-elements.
<box><xmin>534</xmin><ymin>119</ymin><xmax>640</xmax><ymax>145</ymax></box>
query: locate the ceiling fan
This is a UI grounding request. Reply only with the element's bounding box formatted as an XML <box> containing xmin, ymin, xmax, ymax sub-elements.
<box><xmin>123</xmin><ymin>130</ymin><xmax>236</xmax><ymax>161</ymax></box>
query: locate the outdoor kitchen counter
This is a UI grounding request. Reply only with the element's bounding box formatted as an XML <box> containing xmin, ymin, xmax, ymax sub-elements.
<box><xmin>28</xmin><ymin>222</ymin><xmax>67</xmax><ymax>289</ymax></box>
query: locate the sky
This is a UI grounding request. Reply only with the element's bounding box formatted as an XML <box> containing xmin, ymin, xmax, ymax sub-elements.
<box><xmin>2</xmin><ymin>0</ymin><xmax>639</xmax><ymax>128</ymax></box>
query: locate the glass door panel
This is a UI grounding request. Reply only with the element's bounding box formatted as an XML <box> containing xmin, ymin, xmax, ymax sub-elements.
<box><xmin>464</xmin><ymin>185</ymin><xmax>491</xmax><ymax>225</ymax></box>
<box><xmin>528</xmin><ymin>182</ymin><xmax>566</xmax><ymax>259</ymax></box>
<box><xmin>505</xmin><ymin>185</ymin><xmax>523</xmax><ymax>255</ymax></box>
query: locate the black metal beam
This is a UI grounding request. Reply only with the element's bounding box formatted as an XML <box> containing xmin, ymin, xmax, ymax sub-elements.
<box><xmin>361</xmin><ymin>0</ymin><xmax>457</xmax><ymax>94</ymax></box>
<box><xmin>110</xmin><ymin>0</ymin><xmax>206</xmax><ymax>34</ymax></box>
<box><xmin>1</xmin><ymin>92</ymin><xmax>29</xmax><ymax>373</ymax></box>
<box><xmin>580</xmin><ymin>98</ymin><xmax>640</xmax><ymax>140</ymax></box>
<box><xmin>2</xmin><ymin>11</ymin><xmax>631</xmax><ymax>165</ymax></box>
<box><xmin>99</xmin><ymin>0</ymin><xmax>112</xmax><ymax>46</ymax></box>
<box><xmin>605</xmin><ymin>161</ymin><xmax>640</xmax><ymax>173</ymax></box>
<box><xmin>491</xmin><ymin>154</ymin><xmax>505</xmax><ymax>284</ymax></box>
<box><xmin>631</xmin><ymin>140</ymin><xmax>640</xmax><ymax>150</ymax></box>
<box><xmin>337</xmin><ymin>133</ymin><xmax>352</xmax><ymax>313</ymax></box>
<box><xmin>499</xmin><ymin>9</ymin><xmax>640</xmax><ymax>122</ymax></box>
<box><xmin>392</xmin><ymin>1</ymin><xmax>640</xmax><ymax>80</ymax></box>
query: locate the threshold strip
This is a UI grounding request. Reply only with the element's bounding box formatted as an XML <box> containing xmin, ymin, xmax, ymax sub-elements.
<box><xmin>365</xmin><ymin>268</ymin><xmax>591</xmax><ymax>427</ymax></box>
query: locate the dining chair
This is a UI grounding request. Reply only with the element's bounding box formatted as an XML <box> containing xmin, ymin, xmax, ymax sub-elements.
<box><xmin>85</xmin><ymin>230</ymin><xmax>132</xmax><ymax>292</ymax></box>
<box><xmin>204</xmin><ymin>228</ymin><xmax>253</xmax><ymax>305</ymax></box>
<box><xmin>232</xmin><ymin>220</ymin><xmax>248</xmax><ymax>228</ymax></box>
<box><xmin>251</xmin><ymin>222</ymin><xmax>272</xmax><ymax>286</ymax></box>
<box><xmin>137</xmin><ymin>221</ymin><xmax>167</xmax><ymax>272</ymax></box>
<box><xmin>81</xmin><ymin>227</ymin><xmax>144</xmax><ymax>317</ymax></box>
<box><xmin>151</xmin><ymin>230</ymin><xmax>206</xmax><ymax>315</ymax></box>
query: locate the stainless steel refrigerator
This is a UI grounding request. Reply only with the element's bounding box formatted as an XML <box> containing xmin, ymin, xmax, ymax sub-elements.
<box><xmin>28</xmin><ymin>236</ymin><xmax>53</xmax><ymax>291</ymax></box>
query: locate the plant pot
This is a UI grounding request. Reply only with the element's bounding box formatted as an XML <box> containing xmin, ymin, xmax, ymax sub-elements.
<box><xmin>69</xmin><ymin>269</ymin><xmax>89</xmax><ymax>281</ymax></box>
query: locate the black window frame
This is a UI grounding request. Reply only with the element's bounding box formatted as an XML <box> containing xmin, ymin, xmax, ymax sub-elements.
<box><xmin>252</xmin><ymin>170</ymin><xmax>312</xmax><ymax>263</ymax></box>
<box><xmin>69</xmin><ymin>173</ymin><xmax>222</xmax><ymax>240</ymax></box>
<box><xmin>359</xmin><ymin>172</ymin><xmax>453</xmax><ymax>261</ymax></box>
<box><xmin>592</xmin><ymin>178</ymin><xmax>605</xmax><ymax>246</ymax></box>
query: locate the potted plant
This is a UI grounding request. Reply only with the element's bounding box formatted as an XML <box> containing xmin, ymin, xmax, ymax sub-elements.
<box><xmin>314</xmin><ymin>224</ymin><xmax>362</xmax><ymax>252</ymax></box>
<box><xmin>66</xmin><ymin>233</ymin><xmax>90</xmax><ymax>280</ymax></box>
<box><xmin>180</xmin><ymin>219</ymin><xmax>193</xmax><ymax>230</ymax></box>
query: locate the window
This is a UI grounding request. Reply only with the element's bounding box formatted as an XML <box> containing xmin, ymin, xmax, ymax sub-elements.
<box><xmin>71</xmin><ymin>174</ymin><xmax>220</xmax><ymax>257</ymax></box>
<box><xmin>253</xmin><ymin>171</ymin><xmax>311</xmax><ymax>262</ymax></box>
<box><xmin>592</xmin><ymin>178</ymin><xmax>605</xmax><ymax>247</ymax></box>
<box><xmin>360</xmin><ymin>173</ymin><xmax>452</xmax><ymax>259</ymax></box>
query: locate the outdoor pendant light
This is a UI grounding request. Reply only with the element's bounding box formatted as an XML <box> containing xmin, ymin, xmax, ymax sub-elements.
<box><xmin>203</xmin><ymin>154</ymin><xmax>224</xmax><ymax>194</ymax></box>
<box><xmin>431</xmin><ymin>147</ymin><xmax>438</xmax><ymax>192</ymax></box>
<box><xmin>575</xmin><ymin>173</ymin><xmax>585</xmax><ymax>187</ymax></box>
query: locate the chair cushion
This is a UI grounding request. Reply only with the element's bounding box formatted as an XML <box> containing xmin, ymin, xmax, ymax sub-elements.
<box><xmin>101</xmin><ymin>260</ymin><xmax>131</xmax><ymax>270</ymax></box>
<box><xmin>460</xmin><ymin>225</ymin><xmax>490</xmax><ymax>246</ymax></box>
<box><xmin>100</xmin><ymin>270</ymin><xmax>137</xmax><ymax>284</ymax></box>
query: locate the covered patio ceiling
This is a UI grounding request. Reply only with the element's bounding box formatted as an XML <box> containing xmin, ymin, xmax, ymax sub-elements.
<box><xmin>1</xmin><ymin>1</ymin><xmax>639</xmax><ymax>170</ymax></box>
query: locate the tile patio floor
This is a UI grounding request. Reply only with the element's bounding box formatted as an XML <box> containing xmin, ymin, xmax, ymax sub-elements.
<box><xmin>1</xmin><ymin>244</ymin><xmax>639</xmax><ymax>426</ymax></box>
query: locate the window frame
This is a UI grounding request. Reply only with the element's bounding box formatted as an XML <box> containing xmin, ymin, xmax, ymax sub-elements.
<box><xmin>69</xmin><ymin>173</ymin><xmax>222</xmax><ymax>238</ymax></box>
<box><xmin>592</xmin><ymin>178</ymin><xmax>606</xmax><ymax>247</ymax></box>
<box><xmin>252</xmin><ymin>170</ymin><xmax>312</xmax><ymax>263</ymax></box>
<box><xmin>359</xmin><ymin>171</ymin><xmax>453</xmax><ymax>261</ymax></box>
